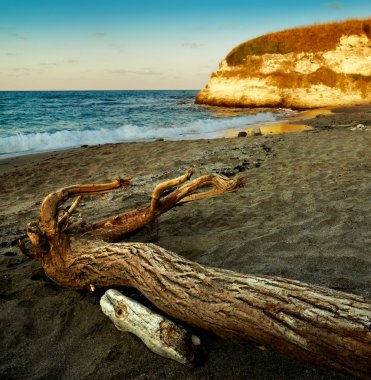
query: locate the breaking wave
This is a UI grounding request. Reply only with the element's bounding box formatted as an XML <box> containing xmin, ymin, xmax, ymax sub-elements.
<box><xmin>0</xmin><ymin>112</ymin><xmax>277</xmax><ymax>157</ymax></box>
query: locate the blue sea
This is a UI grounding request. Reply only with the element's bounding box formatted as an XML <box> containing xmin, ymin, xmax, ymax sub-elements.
<box><xmin>0</xmin><ymin>90</ymin><xmax>294</xmax><ymax>158</ymax></box>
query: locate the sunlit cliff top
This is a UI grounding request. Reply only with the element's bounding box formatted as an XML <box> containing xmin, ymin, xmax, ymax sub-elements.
<box><xmin>226</xmin><ymin>18</ymin><xmax>371</xmax><ymax>66</ymax></box>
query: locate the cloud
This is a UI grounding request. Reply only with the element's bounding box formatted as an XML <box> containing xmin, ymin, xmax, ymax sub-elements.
<box><xmin>8</xmin><ymin>67</ymin><xmax>42</xmax><ymax>76</ymax></box>
<box><xmin>0</xmin><ymin>26</ymin><xmax>27</xmax><ymax>39</ymax></box>
<box><xmin>38</xmin><ymin>60</ymin><xmax>78</xmax><ymax>68</ymax></box>
<box><xmin>11</xmin><ymin>67</ymin><xmax>34</xmax><ymax>72</ymax></box>
<box><xmin>182</xmin><ymin>42</ymin><xmax>204</xmax><ymax>49</ymax></box>
<box><xmin>94</xmin><ymin>31</ymin><xmax>107</xmax><ymax>37</ymax></box>
<box><xmin>108</xmin><ymin>69</ymin><xmax>130</xmax><ymax>75</ymax></box>
<box><xmin>109</xmin><ymin>43</ymin><xmax>126</xmax><ymax>52</ymax></box>
<box><xmin>40</xmin><ymin>62</ymin><xmax>59</xmax><ymax>67</ymax></box>
<box><xmin>11</xmin><ymin>33</ymin><xmax>28</xmax><ymax>40</ymax></box>
<box><xmin>325</xmin><ymin>2</ymin><xmax>342</xmax><ymax>10</ymax></box>
<box><xmin>108</xmin><ymin>68</ymin><xmax>162</xmax><ymax>76</ymax></box>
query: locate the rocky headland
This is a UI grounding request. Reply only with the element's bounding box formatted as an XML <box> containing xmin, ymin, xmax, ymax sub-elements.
<box><xmin>196</xmin><ymin>19</ymin><xmax>371</xmax><ymax>109</ymax></box>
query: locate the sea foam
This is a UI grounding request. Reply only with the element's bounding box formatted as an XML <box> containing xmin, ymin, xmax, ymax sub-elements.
<box><xmin>0</xmin><ymin>112</ymin><xmax>276</xmax><ymax>157</ymax></box>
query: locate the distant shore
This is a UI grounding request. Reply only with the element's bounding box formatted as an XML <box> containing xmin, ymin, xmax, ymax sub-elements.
<box><xmin>0</xmin><ymin>103</ymin><xmax>370</xmax><ymax>379</ymax></box>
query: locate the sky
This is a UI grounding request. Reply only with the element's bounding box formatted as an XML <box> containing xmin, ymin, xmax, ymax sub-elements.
<box><xmin>0</xmin><ymin>0</ymin><xmax>370</xmax><ymax>90</ymax></box>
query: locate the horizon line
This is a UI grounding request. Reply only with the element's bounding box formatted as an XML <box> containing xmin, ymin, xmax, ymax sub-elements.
<box><xmin>0</xmin><ymin>89</ymin><xmax>201</xmax><ymax>92</ymax></box>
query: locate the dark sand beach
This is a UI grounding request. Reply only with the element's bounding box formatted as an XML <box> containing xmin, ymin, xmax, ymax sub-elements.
<box><xmin>0</xmin><ymin>105</ymin><xmax>370</xmax><ymax>379</ymax></box>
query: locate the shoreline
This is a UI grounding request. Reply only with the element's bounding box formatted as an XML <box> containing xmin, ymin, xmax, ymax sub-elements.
<box><xmin>1</xmin><ymin>104</ymin><xmax>369</xmax><ymax>165</ymax></box>
<box><xmin>226</xmin><ymin>104</ymin><xmax>371</xmax><ymax>137</ymax></box>
<box><xmin>226</xmin><ymin>106</ymin><xmax>335</xmax><ymax>137</ymax></box>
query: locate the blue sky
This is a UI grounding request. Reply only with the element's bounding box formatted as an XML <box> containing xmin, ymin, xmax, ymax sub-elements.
<box><xmin>0</xmin><ymin>0</ymin><xmax>370</xmax><ymax>90</ymax></box>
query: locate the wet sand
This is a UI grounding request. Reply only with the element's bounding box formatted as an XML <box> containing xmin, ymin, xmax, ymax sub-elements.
<box><xmin>0</xmin><ymin>105</ymin><xmax>370</xmax><ymax>379</ymax></box>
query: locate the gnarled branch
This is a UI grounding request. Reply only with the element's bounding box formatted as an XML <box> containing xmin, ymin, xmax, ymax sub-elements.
<box><xmin>39</xmin><ymin>177</ymin><xmax>131</xmax><ymax>237</ymax></box>
<box><xmin>81</xmin><ymin>170</ymin><xmax>245</xmax><ymax>242</ymax></box>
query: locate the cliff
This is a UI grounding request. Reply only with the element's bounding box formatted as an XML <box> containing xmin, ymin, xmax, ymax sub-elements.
<box><xmin>196</xmin><ymin>19</ymin><xmax>371</xmax><ymax>109</ymax></box>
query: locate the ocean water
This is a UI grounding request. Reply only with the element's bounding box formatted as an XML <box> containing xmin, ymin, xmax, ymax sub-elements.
<box><xmin>0</xmin><ymin>90</ymin><xmax>293</xmax><ymax>158</ymax></box>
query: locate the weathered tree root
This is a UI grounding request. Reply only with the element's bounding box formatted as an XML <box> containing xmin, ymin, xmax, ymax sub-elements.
<box><xmin>19</xmin><ymin>169</ymin><xmax>371</xmax><ymax>379</ymax></box>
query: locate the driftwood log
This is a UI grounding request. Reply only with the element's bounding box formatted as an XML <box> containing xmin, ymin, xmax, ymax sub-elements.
<box><xmin>19</xmin><ymin>169</ymin><xmax>371</xmax><ymax>379</ymax></box>
<box><xmin>100</xmin><ymin>289</ymin><xmax>204</xmax><ymax>366</ymax></box>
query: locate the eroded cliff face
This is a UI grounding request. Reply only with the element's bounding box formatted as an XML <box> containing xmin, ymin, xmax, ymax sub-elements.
<box><xmin>196</xmin><ymin>34</ymin><xmax>371</xmax><ymax>109</ymax></box>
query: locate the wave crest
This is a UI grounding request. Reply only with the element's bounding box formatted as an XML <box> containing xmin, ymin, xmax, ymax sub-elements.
<box><xmin>0</xmin><ymin>113</ymin><xmax>276</xmax><ymax>157</ymax></box>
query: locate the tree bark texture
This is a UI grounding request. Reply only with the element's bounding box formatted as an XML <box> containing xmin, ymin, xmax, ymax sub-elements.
<box><xmin>35</xmin><ymin>238</ymin><xmax>371</xmax><ymax>379</ymax></box>
<box><xmin>20</xmin><ymin>171</ymin><xmax>371</xmax><ymax>379</ymax></box>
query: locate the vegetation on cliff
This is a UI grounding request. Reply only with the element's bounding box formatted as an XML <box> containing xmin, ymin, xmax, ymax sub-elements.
<box><xmin>226</xmin><ymin>18</ymin><xmax>371</xmax><ymax>66</ymax></box>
